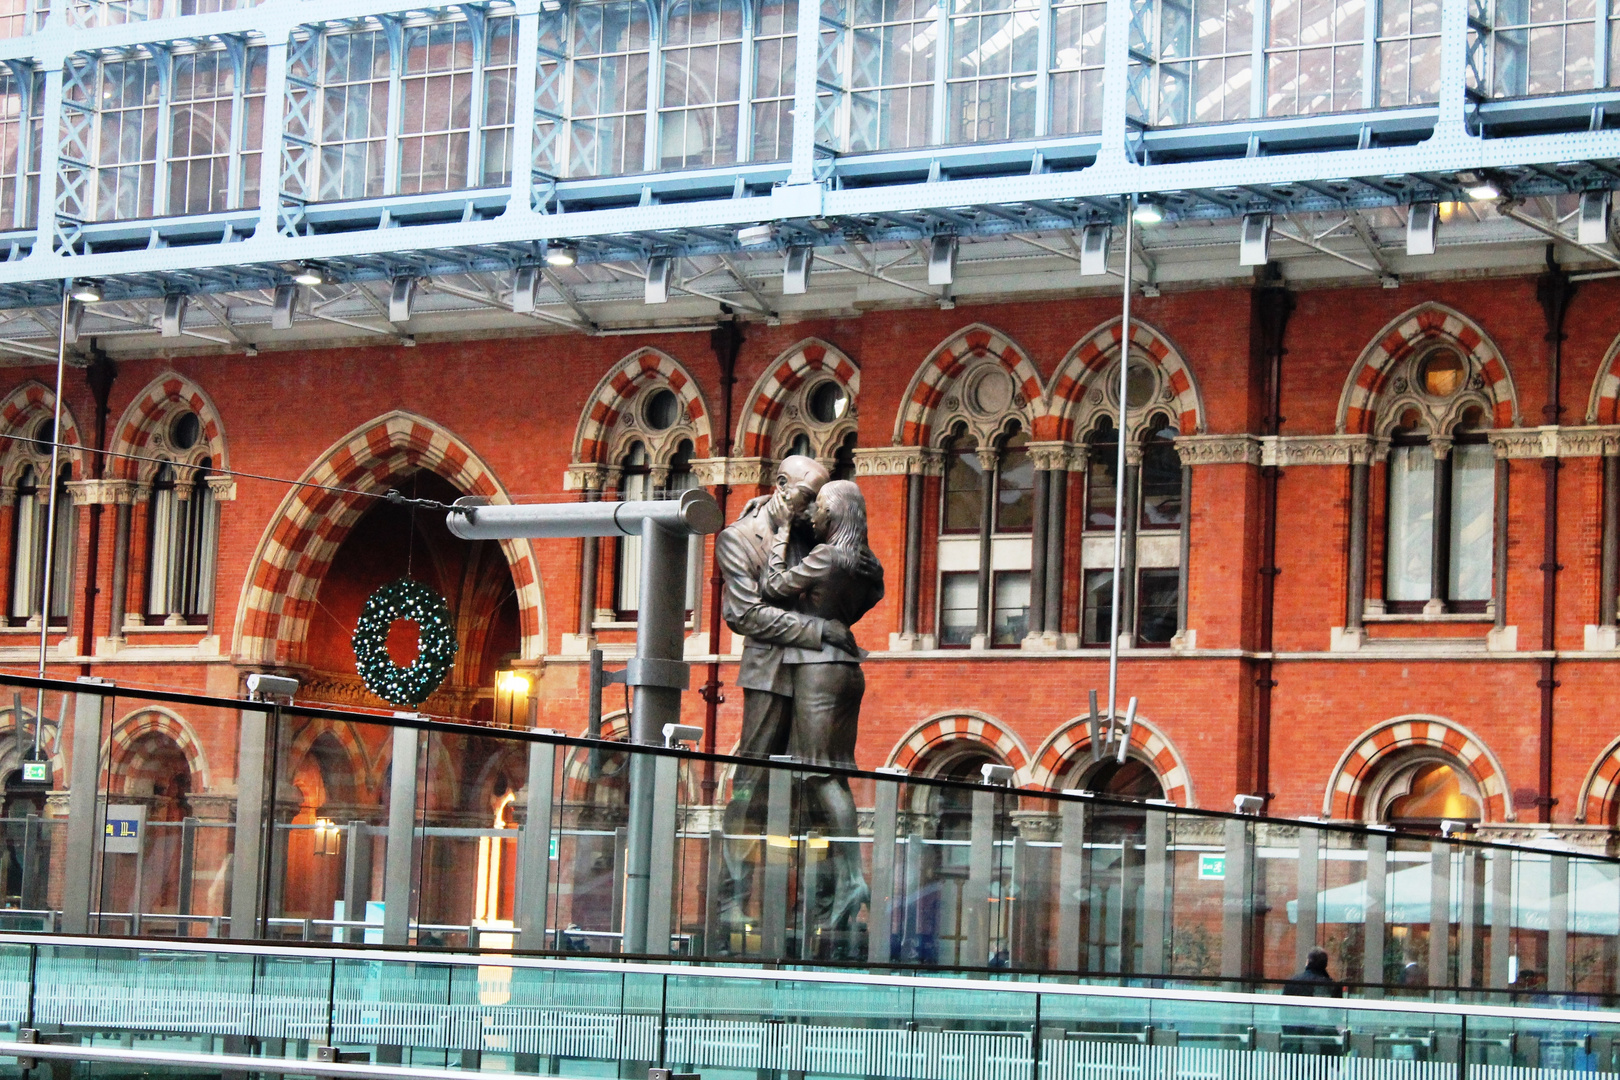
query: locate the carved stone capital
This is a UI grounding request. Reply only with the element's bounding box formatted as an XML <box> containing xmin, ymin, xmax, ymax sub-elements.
<box><xmin>1429</xmin><ymin>435</ymin><xmax>1453</xmax><ymax>461</ymax></box>
<box><xmin>852</xmin><ymin>446</ymin><xmax>941</xmax><ymax>477</ymax></box>
<box><xmin>688</xmin><ymin>457</ymin><xmax>767</xmax><ymax>487</ymax></box>
<box><xmin>562</xmin><ymin>462</ymin><xmax>609</xmax><ymax>491</ymax></box>
<box><xmin>1556</xmin><ymin>425</ymin><xmax>1620</xmax><ymax>457</ymax></box>
<box><xmin>63</xmin><ymin>478</ymin><xmax>140</xmax><ymax>506</ymax></box>
<box><xmin>975</xmin><ymin>447</ymin><xmax>1001</xmax><ymax>471</ymax></box>
<box><xmin>1263</xmin><ymin>434</ymin><xmax>1380</xmax><ymax>467</ymax></box>
<box><xmin>1173</xmin><ymin>434</ymin><xmax>1261</xmax><ymax>466</ymax></box>
<box><xmin>1489</xmin><ymin>428</ymin><xmax>1552</xmax><ymax>459</ymax></box>
<box><xmin>1025</xmin><ymin>441</ymin><xmax>1074</xmax><ymax>472</ymax></box>
<box><xmin>204</xmin><ymin>475</ymin><xmax>237</xmax><ymax>502</ymax></box>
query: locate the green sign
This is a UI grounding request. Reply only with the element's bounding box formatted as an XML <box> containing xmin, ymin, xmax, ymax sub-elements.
<box><xmin>550</xmin><ymin>834</ymin><xmax>559</xmax><ymax>861</ymax></box>
<box><xmin>20</xmin><ymin>760</ymin><xmax>48</xmax><ymax>784</ymax></box>
<box><xmin>1198</xmin><ymin>853</ymin><xmax>1226</xmax><ymax>880</ymax></box>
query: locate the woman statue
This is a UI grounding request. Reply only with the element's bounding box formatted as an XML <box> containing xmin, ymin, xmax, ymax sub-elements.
<box><xmin>762</xmin><ymin>479</ymin><xmax>884</xmax><ymax>939</ymax></box>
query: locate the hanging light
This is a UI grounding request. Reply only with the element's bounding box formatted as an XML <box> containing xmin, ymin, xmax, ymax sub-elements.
<box><xmin>313</xmin><ymin>818</ymin><xmax>341</xmax><ymax>856</ymax></box>
<box><xmin>545</xmin><ymin>244</ymin><xmax>577</xmax><ymax>267</ymax></box>
<box><xmin>292</xmin><ymin>264</ymin><xmax>326</xmax><ymax>286</ymax></box>
<box><xmin>1465</xmin><ymin>181</ymin><xmax>1500</xmax><ymax>202</ymax></box>
<box><xmin>1131</xmin><ymin>202</ymin><xmax>1163</xmax><ymax>225</ymax></box>
<box><xmin>70</xmin><ymin>281</ymin><xmax>103</xmax><ymax>303</ymax></box>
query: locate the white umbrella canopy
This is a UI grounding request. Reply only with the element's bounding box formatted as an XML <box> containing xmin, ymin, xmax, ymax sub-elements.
<box><xmin>1283</xmin><ymin>855</ymin><xmax>1619</xmax><ymax>934</ymax></box>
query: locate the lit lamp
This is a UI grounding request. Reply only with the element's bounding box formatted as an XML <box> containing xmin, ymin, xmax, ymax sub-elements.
<box><xmin>496</xmin><ymin>670</ymin><xmax>530</xmax><ymax>728</ymax></box>
<box><xmin>313</xmin><ymin>818</ymin><xmax>341</xmax><ymax>856</ymax></box>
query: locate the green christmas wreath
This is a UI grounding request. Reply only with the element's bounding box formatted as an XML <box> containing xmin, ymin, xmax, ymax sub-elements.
<box><xmin>352</xmin><ymin>578</ymin><xmax>459</xmax><ymax>707</ymax></box>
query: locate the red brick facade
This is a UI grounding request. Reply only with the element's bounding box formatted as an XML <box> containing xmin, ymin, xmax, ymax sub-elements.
<box><xmin>4</xmin><ymin>271</ymin><xmax>1620</xmax><ymax>833</ymax></box>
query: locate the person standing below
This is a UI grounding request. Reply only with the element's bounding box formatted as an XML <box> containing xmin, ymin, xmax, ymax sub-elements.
<box><xmin>714</xmin><ymin>455</ymin><xmax>860</xmax><ymax>938</ymax></box>
<box><xmin>1284</xmin><ymin>948</ymin><xmax>1344</xmax><ymax>997</ymax></box>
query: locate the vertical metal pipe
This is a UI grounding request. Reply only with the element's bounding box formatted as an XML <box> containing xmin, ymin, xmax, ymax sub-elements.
<box><xmin>975</xmin><ymin>451</ymin><xmax>996</xmax><ymax>642</ymax></box>
<box><xmin>868</xmin><ymin>777</ymin><xmax>900</xmax><ymax>963</ymax></box>
<box><xmin>1602</xmin><ymin>452</ymin><xmax>1618</xmax><ymax>627</ymax></box>
<box><xmin>1045</xmin><ymin>463</ymin><xmax>1067</xmax><ymax>638</ymax></box>
<box><xmin>35</xmin><ymin>284</ymin><xmax>71</xmax><ymax>724</ymax></box>
<box><xmin>1027</xmin><ymin>467</ymin><xmax>1049</xmax><ymax>638</ymax></box>
<box><xmin>1295</xmin><ymin>825</ymin><xmax>1319</xmax><ymax>972</ymax></box>
<box><xmin>1106</xmin><ymin>200</ymin><xmax>1134</xmax><ymax>727</ymax></box>
<box><xmin>382</xmin><ymin>725</ymin><xmax>420</xmax><ymax>946</ymax></box>
<box><xmin>577</xmin><ymin>531</ymin><xmax>598</xmax><ymax>638</ymax></box>
<box><xmin>1176</xmin><ymin>463</ymin><xmax>1191</xmax><ymax>636</ymax></box>
<box><xmin>516</xmin><ymin>738</ymin><xmax>558</xmax><ymax>952</ymax></box>
<box><xmin>902</xmin><ymin>470</ymin><xmax>924</xmax><ymax>638</ymax></box>
<box><xmin>702</xmin><ymin>320</ymin><xmax>740</xmax><ymax>772</ymax></box>
<box><xmin>1348</xmin><ymin>461</ymin><xmax>1369</xmax><ymax>630</ymax></box>
<box><xmin>1495</xmin><ymin>456</ymin><xmax>1510</xmax><ymax>629</ymax></box>
<box><xmin>108</xmin><ymin>501</ymin><xmax>130</xmax><ymax>639</ymax></box>
<box><xmin>1535</xmin><ymin>255</ymin><xmax>1575</xmax><ymax>823</ymax></box>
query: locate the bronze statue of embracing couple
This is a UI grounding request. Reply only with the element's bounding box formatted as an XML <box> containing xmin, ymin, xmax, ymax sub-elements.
<box><xmin>714</xmin><ymin>455</ymin><xmax>884</xmax><ymax>951</ymax></box>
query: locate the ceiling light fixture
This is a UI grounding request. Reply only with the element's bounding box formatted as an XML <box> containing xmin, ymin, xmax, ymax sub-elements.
<box><xmin>1465</xmin><ymin>181</ymin><xmax>1500</xmax><ymax>201</ymax></box>
<box><xmin>292</xmin><ymin>265</ymin><xmax>325</xmax><ymax>286</ymax></box>
<box><xmin>69</xmin><ymin>281</ymin><xmax>102</xmax><ymax>303</ymax></box>
<box><xmin>737</xmin><ymin>223</ymin><xmax>775</xmax><ymax>247</ymax></box>
<box><xmin>1131</xmin><ymin>203</ymin><xmax>1163</xmax><ymax>225</ymax></box>
<box><xmin>545</xmin><ymin>244</ymin><xmax>577</xmax><ymax>267</ymax></box>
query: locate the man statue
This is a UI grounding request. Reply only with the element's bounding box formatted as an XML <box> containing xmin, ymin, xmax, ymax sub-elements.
<box><xmin>714</xmin><ymin>455</ymin><xmax>858</xmax><ymax>933</ymax></box>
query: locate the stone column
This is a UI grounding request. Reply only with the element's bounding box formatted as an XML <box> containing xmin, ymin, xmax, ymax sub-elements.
<box><xmin>1118</xmin><ymin>442</ymin><xmax>1141</xmax><ymax>645</ymax></box>
<box><xmin>1427</xmin><ymin>436</ymin><xmax>1454</xmax><ymax>615</ymax></box>
<box><xmin>971</xmin><ymin>446</ymin><xmax>999</xmax><ymax>650</ymax></box>
<box><xmin>1346</xmin><ymin>449</ymin><xmax>1371</xmax><ymax>639</ymax></box>
<box><xmin>1604</xmin><ymin>447</ymin><xmax>1620</xmax><ymax>631</ymax></box>
<box><xmin>1026</xmin><ymin>442</ymin><xmax>1071</xmax><ymax>650</ymax></box>
<box><xmin>856</xmin><ymin>446</ymin><xmax>939</xmax><ymax>652</ymax></box>
<box><xmin>561</xmin><ymin>465</ymin><xmax>605</xmax><ymax>655</ymax></box>
<box><xmin>122</xmin><ymin>483</ymin><xmax>153</xmax><ymax>628</ymax></box>
<box><xmin>1027</xmin><ymin>463</ymin><xmax>1048</xmax><ymax>640</ymax></box>
<box><xmin>0</xmin><ymin>490</ymin><xmax>14</xmax><ymax>621</ymax></box>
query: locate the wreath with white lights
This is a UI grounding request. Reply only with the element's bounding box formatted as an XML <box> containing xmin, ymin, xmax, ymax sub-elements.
<box><xmin>352</xmin><ymin>578</ymin><xmax>459</xmax><ymax>707</ymax></box>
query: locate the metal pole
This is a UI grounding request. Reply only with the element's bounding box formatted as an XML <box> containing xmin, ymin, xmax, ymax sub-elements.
<box><xmin>1107</xmin><ymin>202</ymin><xmax>1135</xmax><ymax>730</ymax></box>
<box><xmin>34</xmin><ymin>281</ymin><xmax>72</xmax><ymax>750</ymax></box>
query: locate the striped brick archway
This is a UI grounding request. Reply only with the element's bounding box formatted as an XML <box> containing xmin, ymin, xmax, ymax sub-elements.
<box><xmin>892</xmin><ymin>324</ymin><xmax>1046</xmax><ymax>447</ymax></box>
<box><xmin>288</xmin><ymin>719</ymin><xmax>371</xmax><ymax>802</ymax></box>
<box><xmin>572</xmin><ymin>348</ymin><xmax>712</xmax><ymax>464</ymax></box>
<box><xmin>1047</xmin><ymin>318</ymin><xmax>1206</xmax><ymax>440</ymax></box>
<box><xmin>1576</xmin><ymin>737</ymin><xmax>1620</xmax><ymax>825</ymax></box>
<box><xmin>886</xmin><ymin>710</ymin><xmax>1031</xmax><ymax>783</ymax></box>
<box><xmin>1322</xmin><ymin>715</ymin><xmax>1513</xmax><ymax>822</ymax></box>
<box><xmin>1336</xmin><ymin>304</ymin><xmax>1518</xmax><ymax>434</ymax></box>
<box><xmin>232</xmin><ymin>411</ymin><xmax>545</xmax><ymax>666</ymax></box>
<box><xmin>1584</xmin><ymin>331</ymin><xmax>1620</xmax><ymax>423</ymax></box>
<box><xmin>736</xmin><ymin>339</ymin><xmax>860</xmax><ymax>459</ymax></box>
<box><xmin>1027</xmin><ymin>713</ymin><xmax>1194</xmax><ymax>805</ymax></box>
<box><xmin>0</xmin><ymin>381</ymin><xmax>86</xmax><ymax>484</ymax></box>
<box><xmin>0</xmin><ymin>705</ymin><xmax>66</xmax><ymax>786</ymax></box>
<box><xmin>109</xmin><ymin>372</ymin><xmax>230</xmax><ymax>480</ymax></box>
<box><xmin>100</xmin><ymin>706</ymin><xmax>211</xmax><ymax>792</ymax></box>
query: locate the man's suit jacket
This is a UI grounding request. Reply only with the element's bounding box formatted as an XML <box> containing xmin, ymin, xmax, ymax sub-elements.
<box><xmin>716</xmin><ymin>502</ymin><xmax>824</xmax><ymax>695</ymax></box>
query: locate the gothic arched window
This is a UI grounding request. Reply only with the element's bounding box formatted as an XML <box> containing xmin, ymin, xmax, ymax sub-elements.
<box><xmin>143</xmin><ymin>410</ymin><xmax>219</xmax><ymax>625</ymax></box>
<box><xmin>9</xmin><ymin>445</ymin><xmax>73</xmax><ymax>629</ymax></box>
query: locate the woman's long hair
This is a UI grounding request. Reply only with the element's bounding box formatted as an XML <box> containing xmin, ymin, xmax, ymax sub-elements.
<box><xmin>817</xmin><ymin>480</ymin><xmax>868</xmax><ymax>551</ymax></box>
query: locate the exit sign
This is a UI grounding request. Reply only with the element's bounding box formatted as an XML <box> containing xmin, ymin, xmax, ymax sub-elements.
<box><xmin>1198</xmin><ymin>853</ymin><xmax>1226</xmax><ymax>880</ymax></box>
<box><xmin>20</xmin><ymin>760</ymin><xmax>48</xmax><ymax>784</ymax></box>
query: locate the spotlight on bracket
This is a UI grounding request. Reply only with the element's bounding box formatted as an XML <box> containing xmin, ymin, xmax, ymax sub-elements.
<box><xmin>737</xmin><ymin>223</ymin><xmax>775</xmax><ymax>248</ymax></box>
<box><xmin>1080</xmin><ymin>224</ymin><xmax>1111</xmax><ymax>276</ymax></box>
<box><xmin>1239</xmin><ymin>212</ymin><xmax>1272</xmax><ymax>267</ymax></box>
<box><xmin>782</xmin><ymin>246</ymin><xmax>813</xmax><ymax>295</ymax></box>
<box><xmin>271</xmin><ymin>283</ymin><xmax>300</xmax><ymax>330</ymax></box>
<box><xmin>1578</xmin><ymin>190</ymin><xmax>1612</xmax><ymax>246</ymax></box>
<box><xmin>292</xmin><ymin>264</ymin><xmax>326</xmax><ymax>286</ymax></box>
<box><xmin>645</xmin><ymin>256</ymin><xmax>672</xmax><ymax>304</ymax></box>
<box><xmin>389</xmin><ymin>276</ymin><xmax>417</xmax><ymax>323</ymax></box>
<box><xmin>662</xmin><ymin>723</ymin><xmax>703</xmax><ymax>748</ymax></box>
<box><xmin>512</xmin><ymin>266</ymin><xmax>539</xmax><ymax>313</ymax></box>
<box><xmin>160</xmin><ymin>293</ymin><xmax>188</xmax><ymax>338</ymax></box>
<box><xmin>69</xmin><ymin>280</ymin><xmax>103</xmax><ymax>303</ymax></box>
<box><xmin>1233</xmin><ymin>794</ymin><xmax>1265</xmax><ymax>815</ymax></box>
<box><xmin>980</xmin><ymin>763</ymin><xmax>1015</xmax><ymax>787</ymax></box>
<box><xmin>927</xmin><ymin>235</ymin><xmax>957</xmax><ymax>287</ymax></box>
<box><xmin>1406</xmin><ymin>202</ymin><xmax>1438</xmax><ymax>256</ymax></box>
<box><xmin>544</xmin><ymin>244</ymin><xmax>576</xmax><ymax>268</ymax></box>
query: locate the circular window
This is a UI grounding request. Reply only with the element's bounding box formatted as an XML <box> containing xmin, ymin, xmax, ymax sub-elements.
<box><xmin>642</xmin><ymin>389</ymin><xmax>680</xmax><ymax>431</ymax></box>
<box><xmin>1419</xmin><ymin>350</ymin><xmax>1465</xmax><ymax>397</ymax></box>
<box><xmin>1124</xmin><ymin>362</ymin><xmax>1157</xmax><ymax>409</ymax></box>
<box><xmin>30</xmin><ymin>419</ymin><xmax>54</xmax><ymax>453</ymax></box>
<box><xmin>966</xmin><ymin>367</ymin><xmax>1014</xmax><ymax>416</ymax></box>
<box><xmin>807</xmin><ymin>381</ymin><xmax>848</xmax><ymax>424</ymax></box>
<box><xmin>169</xmin><ymin>412</ymin><xmax>201</xmax><ymax>451</ymax></box>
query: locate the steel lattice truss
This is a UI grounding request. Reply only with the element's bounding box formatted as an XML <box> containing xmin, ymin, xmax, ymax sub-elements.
<box><xmin>0</xmin><ymin>0</ymin><xmax>1616</xmax><ymax>347</ymax></box>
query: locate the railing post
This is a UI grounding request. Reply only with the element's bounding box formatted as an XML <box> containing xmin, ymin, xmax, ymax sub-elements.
<box><xmin>1457</xmin><ymin>847</ymin><xmax>1485</xmax><ymax>988</ymax></box>
<box><xmin>1489</xmin><ymin>848</ymin><xmax>1512</xmax><ymax>989</ymax></box>
<box><xmin>1547</xmin><ymin>854</ymin><xmax>1569</xmax><ymax>992</ymax></box>
<box><xmin>1220</xmin><ymin>817</ymin><xmax>1253</xmax><ymax>980</ymax></box>
<box><xmin>342</xmin><ymin>821</ymin><xmax>372</xmax><ymax>944</ymax></box>
<box><xmin>761</xmin><ymin>763</ymin><xmax>791</xmax><ymax>959</ymax></box>
<box><xmin>964</xmin><ymin>788</ymin><xmax>996</xmax><ymax>967</ymax></box>
<box><xmin>178</xmin><ymin>815</ymin><xmax>198</xmax><ymax>919</ymax></box>
<box><xmin>1364</xmin><ymin>830</ymin><xmax>1388</xmax><ymax>993</ymax></box>
<box><xmin>229</xmin><ymin>705</ymin><xmax>269</xmax><ymax>940</ymax></box>
<box><xmin>382</xmin><ymin>725</ymin><xmax>420</xmax><ymax>947</ymax></box>
<box><xmin>1429</xmin><ymin>840</ymin><xmax>1452</xmax><ymax>987</ymax></box>
<box><xmin>516</xmin><ymin>736</ymin><xmax>558</xmax><ymax>953</ymax></box>
<box><xmin>1295</xmin><ymin>825</ymin><xmax>1319</xmax><ymax>972</ymax></box>
<box><xmin>61</xmin><ymin>680</ymin><xmax>109</xmax><ymax>934</ymax></box>
<box><xmin>867</xmin><ymin>775</ymin><xmax>900</xmax><ymax>964</ymax></box>
<box><xmin>644</xmin><ymin>752</ymin><xmax>680</xmax><ymax>955</ymax></box>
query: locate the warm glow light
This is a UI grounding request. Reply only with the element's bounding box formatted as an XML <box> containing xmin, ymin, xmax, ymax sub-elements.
<box><xmin>497</xmin><ymin>671</ymin><xmax>530</xmax><ymax>695</ymax></box>
<box><xmin>1131</xmin><ymin>203</ymin><xmax>1163</xmax><ymax>225</ymax></box>
<box><xmin>313</xmin><ymin>817</ymin><xmax>341</xmax><ymax>856</ymax></box>
<box><xmin>70</xmin><ymin>282</ymin><xmax>103</xmax><ymax>303</ymax></box>
<box><xmin>1466</xmin><ymin>182</ymin><xmax>1500</xmax><ymax>201</ymax></box>
<box><xmin>544</xmin><ymin>245</ymin><xmax>576</xmax><ymax>267</ymax></box>
<box><xmin>293</xmin><ymin>265</ymin><xmax>325</xmax><ymax>286</ymax></box>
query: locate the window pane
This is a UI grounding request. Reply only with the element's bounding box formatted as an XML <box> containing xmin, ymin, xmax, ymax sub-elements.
<box><xmin>995</xmin><ymin>437</ymin><xmax>1034</xmax><ymax>532</ymax></box>
<box><xmin>1489</xmin><ymin>0</ymin><xmax>1594</xmax><ymax>96</ymax></box>
<box><xmin>947</xmin><ymin>0</ymin><xmax>1039</xmax><ymax>143</ymax></box>
<box><xmin>943</xmin><ymin>444</ymin><xmax>986</xmax><ymax>532</ymax></box>
<box><xmin>940</xmin><ymin>571</ymin><xmax>978</xmax><ymax>645</ymax></box>
<box><xmin>1155</xmin><ymin>0</ymin><xmax>1255</xmax><ymax>125</ymax></box>
<box><xmin>991</xmin><ymin>571</ymin><xmax>1030</xmax><ymax>645</ymax></box>
<box><xmin>1385</xmin><ymin>444</ymin><xmax>1434</xmax><ymax>602</ymax></box>
<box><xmin>660</xmin><ymin>0</ymin><xmax>745</xmax><ymax>167</ymax></box>
<box><xmin>1139</xmin><ymin>428</ymin><xmax>1182</xmax><ymax>529</ymax></box>
<box><xmin>1137</xmin><ymin>568</ymin><xmax>1178</xmax><ymax>644</ymax></box>
<box><xmin>1049</xmin><ymin>0</ymin><xmax>1105</xmax><ymax>133</ymax></box>
<box><xmin>751</xmin><ymin>0</ymin><xmax>796</xmax><ymax>160</ymax></box>
<box><xmin>1378</xmin><ymin>0</ymin><xmax>1442</xmax><ymax>105</ymax></box>
<box><xmin>847</xmin><ymin>0</ymin><xmax>940</xmax><ymax>151</ymax></box>
<box><xmin>570</xmin><ymin>0</ymin><xmax>653</xmax><ymax>176</ymax></box>
<box><xmin>1086</xmin><ymin>427</ymin><xmax>1118</xmax><ymax>530</ymax></box>
<box><xmin>1448</xmin><ymin>443</ymin><xmax>1493</xmax><ymax>602</ymax></box>
<box><xmin>1081</xmin><ymin>568</ymin><xmax>1113</xmax><ymax>645</ymax></box>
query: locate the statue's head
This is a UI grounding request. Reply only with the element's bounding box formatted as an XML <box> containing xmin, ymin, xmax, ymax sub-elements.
<box><xmin>771</xmin><ymin>455</ymin><xmax>830</xmax><ymax>520</ymax></box>
<box><xmin>810</xmin><ymin>480</ymin><xmax>867</xmax><ymax>548</ymax></box>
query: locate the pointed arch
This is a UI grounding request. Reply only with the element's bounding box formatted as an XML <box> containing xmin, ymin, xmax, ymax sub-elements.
<box><xmin>1027</xmin><ymin>712</ymin><xmax>1195</xmax><ymax>806</ymax></box>
<box><xmin>100</xmin><ymin>705</ymin><xmax>212</xmax><ymax>792</ymax></box>
<box><xmin>1323</xmin><ymin>715</ymin><xmax>1512</xmax><ymax>822</ymax></box>
<box><xmin>232</xmin><ymin>411</ymin><xmax>545</xmax><ymax>667</ymax></box>
<box><xmin>0</xmin><ymin>703</ymin><xmax>66</xmax><ymax>787</ymax></box>
<box><xmin>0</xmin><ymin>380</ymin><xmax>86</xmax><ymax>485</ymax></box>
<box><xmin>885</xmin><ymin>709</ymin><xmax>1032</xmax><ymax>784</ymax></box>
<box><xmin>288</xmin><ymin>718</ymin><xmax>370</xmax><ymax>803</ymax></box>
<box><xmin>572</xmin><ymin>348</ymin><xmax>712</xmax><ymax>465</ymax></box>
<box><xmin>736</xmin><ymin>338</ymin><xmax>860</xmax><ymax>459</ymax></box>
<box><xmin>1047</xmin><ymin>318</ymin><xmax>1206</xmax><ymax>440</ymax></box>
<box><xmin>892</xmin><ymin>324</ymin><xmax>1046</xmax><ymax>447</ymax></box>
<box><xmin>1584</xmin><ymin>330</ymin><xmax>1620</xmax><ymax>423</ymax></box>
<box><xmin>1337</xmin><ymin>304</ymin><xmax>1519</xmax><ymax>434</ymax></box>
<box><xmin>110</xmin><ymin>371</ymin><xmax>230</xmax><ymax>481</ymax></box>
<box><xmin>1576</xmin><ymin>736</ymin><xmax>1620</xmax><ymax>825</ymax></box>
